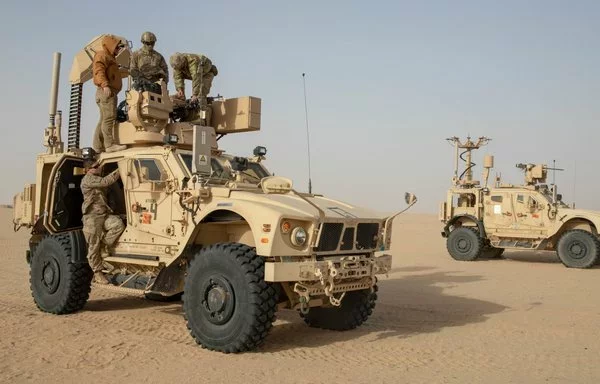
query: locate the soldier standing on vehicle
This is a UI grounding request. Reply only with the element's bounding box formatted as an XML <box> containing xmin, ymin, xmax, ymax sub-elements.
<box><xmin>81</xmin><ymin>161</ymin><xmax>125</xmax><ymax>284</ymax></box>
<box><xmin>169</xmin><ymin>52</ymin><xmax>218</xmax><ymax>104</ymax></box>
<box><xmin>130</xmin><ymin>31</ymin><xmax>169</xmax><ymax>83</ymax></box>
<box><xmin>92</xmin><ymin>35</ymin><xmax>127</xmax><ymax>153</ymax></box>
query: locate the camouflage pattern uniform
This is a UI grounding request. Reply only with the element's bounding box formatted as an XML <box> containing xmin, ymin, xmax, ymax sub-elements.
<box><xmin>170</xmin><ymin>53</ymin><xmax>218</xmax><ymax>100</ymax></box>
<box><xmin>130</xmin><ymin>46</ymin><xmax>169</xmax><ymax>83</ymax></box>
<box><xmin>81</xmin><ymin>169</ymin><xmax>125</xmax><ymax>272</ymax></box>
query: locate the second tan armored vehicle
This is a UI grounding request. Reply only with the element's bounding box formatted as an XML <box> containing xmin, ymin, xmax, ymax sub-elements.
<box><xmin>440</xmin><ymin>136</ymin><xmax>599</xmax><ymax>269</ymax></box>
<box><xmin>12</xmin><ymin>35</ymin><xmax>417</xmax><ymax>353</ymax></box>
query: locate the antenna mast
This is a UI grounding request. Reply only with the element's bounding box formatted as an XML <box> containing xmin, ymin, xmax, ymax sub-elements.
<box><xmin>302</xmin><ymin>73</ymin><xmax>312</xmax><ymax>194</ymax></box>
<box><xmin>446</xmin><ymin>136</ymin><xmax>491</xmax><ymax>187</ymax></box>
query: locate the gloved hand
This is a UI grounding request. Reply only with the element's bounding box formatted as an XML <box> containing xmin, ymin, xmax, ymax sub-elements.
<box><xmin>103</xmin><ymin>87</ymin><xmax>112</xmax><ymax>97</ymax></box>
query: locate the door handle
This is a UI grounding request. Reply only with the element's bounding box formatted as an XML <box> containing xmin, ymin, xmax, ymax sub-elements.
<box><xmin>516</xmin><ymin>213</ymin><xmax>526</xmax><ymax>218</ymax></box>
<box><xmin>503</xmin><ymin>212</ymin><xmax>512</xmax><ymax>216</ymax></box>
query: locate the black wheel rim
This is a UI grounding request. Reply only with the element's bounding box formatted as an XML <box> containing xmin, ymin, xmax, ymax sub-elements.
<box><xmin>567</xmin><ymin>240</ymin><xmax>587</xmax><ymax>260</ymax></box>
<box><xmin>456</xmin><ymin>237</ymin><xmax>472</xmax><ymax>253</ymax></box>
<box><xmin>200</xmin><ymin>275</ymin><xmax>235</xmax><ymax>325</ymax></box>
<box><xmin>41</xmin><ymin>257</ymin><xmax>61</xmax><ymax>294</ymax></box>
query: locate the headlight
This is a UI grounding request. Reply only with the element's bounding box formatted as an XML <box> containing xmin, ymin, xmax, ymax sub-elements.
<box><xmin>290</xmin><ymin>226</ymin><xmax>307</xmax><ymax>247</ymax></box>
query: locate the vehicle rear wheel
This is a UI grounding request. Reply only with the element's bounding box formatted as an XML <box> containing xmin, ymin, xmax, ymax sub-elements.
<box><xmin>482</xmin><ymin>246</ymin><xmax>504</xmax><ymax>259</ymax></box>
<box><xmin>30</xmin><ymin>233</ymin><xmax>93</xmax><ymax>314</ymax></box>
<box><xmin>300</xmin><ymin>286</ymin><xmax>377</xmax><ymax>330</ymax></box>
<box><xmin>556</xmin><ymin>229</ymin><xmax>599</xmax><ymax>269</ymax></box>
<box><xmin>447</xmin><ymin>227</ymin><xmax>483</xmax><ymax>261</ymax></box>
<box><xmin>183</xmin><ymin>243</ymin><xmax>277</xmax><ymax>353</ymax></box>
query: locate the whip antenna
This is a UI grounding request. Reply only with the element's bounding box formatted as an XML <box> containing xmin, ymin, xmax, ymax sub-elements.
<box><xmin>573</xmin><ymin>160</ymin><xmax>577</xmax><ymax>208</ymax></box>
<box><xmin>302</xmin><ymin>73</ymin><xmax>312</xmax><ymax>194</ymax></box>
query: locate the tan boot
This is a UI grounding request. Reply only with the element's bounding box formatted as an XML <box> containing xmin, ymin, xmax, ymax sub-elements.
<box><xmin>106</xmin><ymin>144</ymin><xmax>126</xmax><ymax>153</ymax></box>
<box><xmin>93</xmin><ymin>271</ymin><xmax>110</xmax><ymax>285</ymax></box>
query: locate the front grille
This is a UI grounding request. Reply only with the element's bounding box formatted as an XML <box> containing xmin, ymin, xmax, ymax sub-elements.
<box><xmin>316</xmin><ymin>223</ymin><xmax>344</xmax><ymax>251</ymax></box>
<box><xmin>356</xmin><ymin>223</ymin><xmax>379</xmax><ymax>250</ymax></box>
<box><xmin>340</xmin><ymin>227</ymin><xmax>355</xmax><ymax>250</ymax></box>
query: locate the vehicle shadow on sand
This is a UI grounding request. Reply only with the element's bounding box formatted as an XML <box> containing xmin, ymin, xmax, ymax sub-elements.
<box><xmin>259</xmin><ymin>270</ymin><xmax>507</xmax><ymax>352</ymax></box>
<box><xmin>85</xmin><ymin>295</ymin><xmax>180</xmax><ymax>312</ymax></box>
<box><xmin>482</xmin><ymin>251</ymin><xmax>600</xmax><ymax>268</ymax></box>
<box><xmin>82</xmin><ymin>270</ymin><xmax>507</xmax><ymax>351</ymax></box>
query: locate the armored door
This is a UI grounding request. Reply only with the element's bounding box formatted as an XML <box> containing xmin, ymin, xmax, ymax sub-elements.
<box><xmin>511</xmin><ymin>192</ymin><xmax>548</xmax><ymax>236</ymax></box>
<box><xmin>124</xmin><ymin>156</ymin><xmax>174</xmax><ymax>241</ymax></box>
<box><xmin>483</xmin><ymin>191</ymin><xmax>515</xmax><ymax>234</ymax></box>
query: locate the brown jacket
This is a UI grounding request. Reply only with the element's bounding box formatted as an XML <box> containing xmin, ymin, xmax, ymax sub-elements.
<box><xmin>92</xmin><ymin>35</ymin><xmax>123</xmax><ymax>92</ymax></box>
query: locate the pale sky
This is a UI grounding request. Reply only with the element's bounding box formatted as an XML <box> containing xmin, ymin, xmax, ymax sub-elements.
<box><xmin>1</xmin><ymin>0</ymin><xmax>598</xmax><ymax>213</ymax></box>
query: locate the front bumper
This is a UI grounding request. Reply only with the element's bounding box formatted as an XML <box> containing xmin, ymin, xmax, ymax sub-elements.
<box><xmin>264</xmin><ymin>252</ymin><xmax>392</xmax><ymax>282</ymax></box>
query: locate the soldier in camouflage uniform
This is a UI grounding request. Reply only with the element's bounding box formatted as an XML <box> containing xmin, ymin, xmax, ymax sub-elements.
<box><xmin>130</xmin><ymin>31</ymin><xmax>169</xmax><ymax>83</ymax></box>
<box><xmin>169</xmin><ymin>52</ymin><xmax>218</xmax><ymax>105</ymax></box>
<box><xmin>81</xmin><ymin>161</ymin><xmax>125</xmax><ymax>284</ymax></box>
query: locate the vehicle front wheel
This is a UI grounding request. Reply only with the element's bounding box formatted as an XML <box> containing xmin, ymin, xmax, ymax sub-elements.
<box><xmin>30</xmin><ymin>233</ymin><xmax>93</xmax><ymax>314</ymax></box>
<box><xmin>300</xmin><ymin>286</ymin><xmax>377</xmax><ymax>330</ymax></box>
<box><xmin>183</xmin><ymin>243</ymin><xmax>277</xmax><ymax>353</ymax></box>
<box><xmin>556</xmin><ymin>230</ymin><xmax>599</xmax><ymax>269</ymax></box>
<box><xmin>447</xmin><ymin>227</ymin><xmax>483</xmax><ymax>261</ymax></box>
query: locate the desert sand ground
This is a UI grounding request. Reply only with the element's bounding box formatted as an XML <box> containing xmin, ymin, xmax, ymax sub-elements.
<box><xmin>0</xmin><ymin>207</ymin><xmax>598</xmax><ymax>384</ymax></box>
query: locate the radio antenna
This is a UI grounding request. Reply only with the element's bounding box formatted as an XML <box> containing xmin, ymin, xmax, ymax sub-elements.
<box><xmin>572</xmin><ymin>160</ymin><xmax>577</xmax><ymax>208</ymax></box>
<box><xmin>302</xmin><ymin>73</ymin><xmax>312</xmax><ymax>194</ymax></box>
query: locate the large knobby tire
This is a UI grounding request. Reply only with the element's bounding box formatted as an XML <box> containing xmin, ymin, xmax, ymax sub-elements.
<box><xmin>300</xmin><ymin>286</ymin><xmax>377</xmax><ymax>331</ymax></box>
<box><xmin>30</xmin><ymin>233</ymin><xmax>93</xmax><ymax>314</ymax></box>
<box><xmin>482</xmin><ymin>246</ymin><xmax>505</xmax><ymax>259</ymax></box>
<box><xmin>556</xmin><ymin>229</ymin><xmax>599</xmax><ymax>269</ymax></box>
<box><xmin>447</xmin><ymin>227</ymin><xmax>484</xmax><ymax>261</ymax></box>
<box><xmin>183</xmin><ymin>243</ymin><xmax>277</xmax><ymax>353</ymax></box>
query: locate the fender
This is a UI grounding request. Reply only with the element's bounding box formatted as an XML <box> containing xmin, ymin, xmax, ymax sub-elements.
<box><xmin>69</xmin><ymin>230</ymin><xmax>89</xmax><ymax>264</ymax></box>
<box><xmin>187</xmin><ymin>206</ymin><xmax>261</xmax><ymax>249</ymax></box>
<box><xmin>442</xmin><ymin>214</ymin><xmax>486</xmax><ymax>239</ymax></box>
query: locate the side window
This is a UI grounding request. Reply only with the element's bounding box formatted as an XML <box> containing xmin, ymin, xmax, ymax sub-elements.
<box><xmin>528</xmin><ymin>196</ymin><xmax>539</xmax><ymax>210</ymax></box>
<box><xmin>211</xmin><ymin>158</ymin><xmax>224</xmax><ymax>174</ymax></box>
<box><xmin>137</xmin><ymin>159</ymin><xmax>165</xmax><ymax>182</ymax></box>
<box><xmin>491</xmin><ymin>195</ymin><xmax>503</xmax><ymax>203</ymax></box>
<box><xmin>516</xmin><ymin>194</ymin><xmax>524</xmax><ymax>204</ymax></box>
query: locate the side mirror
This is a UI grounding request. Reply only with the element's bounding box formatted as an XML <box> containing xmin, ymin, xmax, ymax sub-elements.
<box><xmin>556</xmin><ymin>194</ymin><xmax>562</xmax><ymax>202</ymax></box>
<box><xmin>405</xmin><ymin>192</ymin><xmax>417</xmax><ymax>206</ymax></box>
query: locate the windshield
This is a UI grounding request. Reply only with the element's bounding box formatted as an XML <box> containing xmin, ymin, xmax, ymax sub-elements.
<box><xmin>179</xmin><ymin>153</ymin><xmax>270</xmax><ymax>183</ymax></box>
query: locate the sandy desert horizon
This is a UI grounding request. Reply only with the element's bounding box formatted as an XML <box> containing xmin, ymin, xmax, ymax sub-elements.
<box><xmin>1</xmin><ymin>207</ymin><xmax>599</xmax><ymax>383</ymax></box>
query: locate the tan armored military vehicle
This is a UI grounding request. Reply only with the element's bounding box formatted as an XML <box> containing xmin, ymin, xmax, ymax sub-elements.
<box><xmin>12</xmin><ymin>35</ymin><xmax>417</xmax><ymax>353</ymax></box>
<box><xmin>440</xmin><ymin>136</ymin><xmax>599</xmax><ymax>269</ymax></box>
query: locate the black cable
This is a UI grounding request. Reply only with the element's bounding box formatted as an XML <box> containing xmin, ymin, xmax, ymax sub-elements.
<box><xmin>458</xmin><ymin>150</ymin><xmax>476</xmax><ymax>181</ymax></box>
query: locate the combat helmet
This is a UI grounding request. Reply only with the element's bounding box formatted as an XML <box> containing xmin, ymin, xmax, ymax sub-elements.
<box><xmin>170</xmin><ymin>53</ymin><xmax>186</xmax><ymax>70</ymax></box>
<box><xmin>141</xmin><ymin>31</ymin><xmax>157</xmax><ymax>44</ymax></box>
